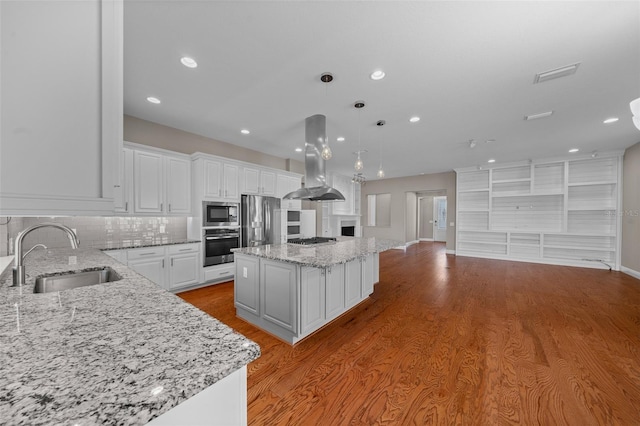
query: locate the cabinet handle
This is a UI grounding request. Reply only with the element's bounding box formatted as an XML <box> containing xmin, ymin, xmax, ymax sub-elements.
<box><xmin>171</xmin><ymin>258</ymin><xmax>174</xmax><ymax>267</ymax></box>
<box><xmin>168</xmin><ymin>204</ymin><xmax>172</xmax><ymax>212</ymax></box>
<box><xmin>125</xmin><ymin>201</ymin><xmax>128</xmax><ymax>212</ymax></box>
<box><xmin>225</xmin><ymin>189</ymin><xmax>228</xmax><ymax>197</ymax></box>
<box><xmin>162</xmin><ymin>259</ymin><xmax>165</xmax><ymax>268</ymax></box>
<box><xmin>178</xmin><ymin>248</ymin><xmax>191</xmax><ymax>252</ymax></box>
<box><xmin>114</xmin><ymin>184</ymin><xmax>121</xmax><ymax>188</ymax></box>
<box><xmin>219</xmin><ymin>271</ymin><xmax>229</xmax><ymax>275</ymax></box>
<box><xmin>138</xmin><ymin>252</ymin><xmax>156</xmax><ymax>256</ymax></box>
<box><xmin>161</xmin><ymin>203</ymin><xmax>164</xmax><ymax>211</ymax></box>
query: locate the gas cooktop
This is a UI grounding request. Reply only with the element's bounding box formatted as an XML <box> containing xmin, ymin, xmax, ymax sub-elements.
<box><xmin>287</xmin><ymin>237</ymin><xmax>337</xmax><ymax>245</ymax></box>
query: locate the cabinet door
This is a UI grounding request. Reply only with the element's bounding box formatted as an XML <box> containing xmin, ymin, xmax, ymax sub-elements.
<box><xmin>165</xmin><ymin>156</ymin><xmax>191</xmax><ymax>214</ymax></box>
<box><xmin>288</xmin><ymin>176</ymin><xmax>302</xmax><ymax>210</ymax></box>
<box><xmin>0</xmin><ymin>0</ymin><xmax>122</xmax><ymax>216</ymax></box>
<box><xmin>114</xmin><ymin>148</ymin><xmax>133</xmax><ymax>214</ymax></box>
<box><xmin>134</xmin><ymin>150</ymin><xmax>164</xmax><ymax>213</ymax></box>
<box><xmin>235</xmin><ymin>255</ymin><xmax>260</xmax><ymax>315</ymax></box>
<box><xmin>325</xmin><ymin>263</ymin><xmax>345</xmax><ymax>321</ymax></box>
<box><xmin>128</xmin><ymin>257</ymin><xmax>166</xmax><ymax>289</ymax></box>
<box><xmin>261</xmin><ymin>260</ymin><xmax>297</xmax><ymax>333</ymax></box>
<box><xmin>243</xmin><ymin>167</ymin><xmax>260</xmax><ymax>195</ymax></box>
<box><xmin>344</xmin><ymin>258</ymin><xmax>362</xmax><ymax>308</ymax></box>
<box><xmin>223</xmin><ymin>163</ymin><xmax>239</xmax><ymax>199</ymax></box>
<box><xmin>204</xmin><ymin>160</ymin><xmax>223</xmax><ymax>198</ymax></box>
<box><xmin>362</xmin><ymin>254</ymin><xmax>375</xmax><ymax>296</ymax></box>
<box><xmin>260</xmin><ymin>171</ymin><xmax>276</xmax><ymax>196</ymax></box>
<box><xmin>300</xmin><ymin>267</ymin><xmax>326</xmax><ymax>335</ymax></box>
<box><xmin>373</xmin><ymin>252</ymin><xmax>379</xmax><ymax>284</ymax></box>
<box><xmin>169</xmin><ymin>253</ymin><xmax>199</xmax><ymax>290</ymax></box>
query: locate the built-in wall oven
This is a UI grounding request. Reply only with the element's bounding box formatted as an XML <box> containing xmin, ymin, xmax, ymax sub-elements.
<box><xmin>203</xmin><ymin>228</ymin><xmax>239</xmax><ymax>266</ymax></box>
<box><xmin>203</xmin><ymin>201</ymin><xmax>239</xmax><ymax>227</ymax></box>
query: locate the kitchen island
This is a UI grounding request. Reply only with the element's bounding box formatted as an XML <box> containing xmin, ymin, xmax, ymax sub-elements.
<box><xmin>0</xmin><ymin>248</ymin><xmax>259</xmax><ymax>425</ymax></box>
<box><xmin>232</xmin><ymin>237</ymin><xmax>400</xmax><ymax>344</ymax></box>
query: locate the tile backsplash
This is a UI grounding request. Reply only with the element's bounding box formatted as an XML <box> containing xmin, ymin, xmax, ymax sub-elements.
<box><xmin>0</xmin><ymin>217</ymin><xmax>188</xmax><ymax>256</ymax></box>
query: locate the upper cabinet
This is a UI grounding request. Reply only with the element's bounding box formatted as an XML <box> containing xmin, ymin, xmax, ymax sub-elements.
<box><xmin>0</xmin><ymin>0</ymin><xmax>123</xmax><ymax>216</ymax></box>
<box><xmin>193</xmin><ymin>155</ymin><xmax>240</xmax><ymax>202</ymax></box>
<box><xmin>118</xmin><ymin>143</ymin><xmax>191</xmax><ymax>216</ymax></box>
<box><xmin>276</xmin><ymin>173</ymin><xmax>302</xmax><ymax>210</ymax></box>
<box><xmin>242</xmin><ymin>166</ymin><xmax>276</xmax><ymax>196</ymax></box>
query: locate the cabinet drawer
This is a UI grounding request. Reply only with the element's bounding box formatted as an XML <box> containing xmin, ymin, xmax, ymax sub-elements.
<box><xmin>168</xmin><ymin>243</ymin><xmax>200</xmax><ymax>255</ymax></box>
<box><xmin>127</xmin><ymin>246</ymin><xmax>165</xmax><ymax>260</ymax></box>
<box><xmin>204</xmin><ymin>264</ymin><xmax>234</xmax><ymax>282</ymax></box>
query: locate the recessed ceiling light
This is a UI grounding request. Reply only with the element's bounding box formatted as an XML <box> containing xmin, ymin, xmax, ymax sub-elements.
<box><xmin>568</xmin><ymin>148</ymin><xmax>579</xmax><ymax>153</ymax></box>
<box><xmin>146</xmin><ymin>96</ymin><xmax>161</xmax><ymax>104</ymax></box>
<box><xmin>409</xmin><ymin>116</ymin><xmax>420</xmax><ymax>123</ymax></box>
<box><xmin>336</xmin><ymin>136</ymin><xmax>345</xmax><ymax>142</ymax></box>
<box><xmin>487</xmin><ymin>159</ymin><xmax>496</xmax><ymax>163</ymax></box>
<box><xmin>180</xmin><ymin>57</ymin><xmax>198</xmax><ymax>68</ymax></box>
<box><xmin>240</xmin><ymin>129</ymin><xmax>250</xmax><ymax>135</ymax></box>
<box><xmin>603</xmin><ymin>117</ymin><xmax>619</xmax><ymax>124</ymax></box>
<box><xmin>295</xmin><ymin>147</ymin><xmax>303</xmax><ymax>153</ymax></box>
<box><xmin>370</xmin><ymin>70</ymin><xmax>385</xmax><ymax>80</ymax></box>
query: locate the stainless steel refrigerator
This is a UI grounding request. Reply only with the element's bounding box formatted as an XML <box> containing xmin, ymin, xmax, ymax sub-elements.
<box><xmin>240</xmin><ymin>194</ymin><xmax>281</xmax><ymax>247</ymax></box>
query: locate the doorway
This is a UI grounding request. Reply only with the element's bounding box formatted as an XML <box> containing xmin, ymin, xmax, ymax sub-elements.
<box><xmin>432</xmin><ymin>196</ymin><xmax>447</xmax><ymax>242</ymax></box>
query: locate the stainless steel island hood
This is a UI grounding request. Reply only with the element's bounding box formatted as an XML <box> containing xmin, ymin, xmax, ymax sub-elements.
<box><xmin>284</xmin><ymin>114</ymin><xmax>345</xmax><ymax>201</ymax></box>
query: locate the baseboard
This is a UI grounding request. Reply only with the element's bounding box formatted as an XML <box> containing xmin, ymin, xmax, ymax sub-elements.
<box><xmin>419</xmin><ymin>238</ymin><xmax>434</xmax><ymax>242</ymax></box>
<box><xmin>446</xmin><ymin>249</ymin><xmax>455</xmax><ymax>255</ymax></box>
<box><xmin>621</xmin><ymin>266</ymin><xmax>640</xmax><ymax>280</ymax></box>
<box><xmin>405</xmin><ymin>240</ymin><xmax>419</xmax><ymax>247</ymax></box>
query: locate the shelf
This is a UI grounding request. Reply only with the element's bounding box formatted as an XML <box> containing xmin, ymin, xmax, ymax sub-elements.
<box><xmin>458</xmin><ymin>188</ymin><xmax>489</xmax><ymax>193</ymax></box>
<box><xmin>458</xmin><ymin>240</ymin><xmax>507</xmax><ymax>245</ymax></box>
<box><xmin>491</xmin><ymin>192</ymin><xmax>533</xmax><ymax>198</ymax></box>
<box><xmin>510</xmin><ymin>243</ymin><xmax>541</xmax><ymax>247</ymax></box>
<box><xmin>458</xmin><ymin>209</ymin><xmax>489</xmax><ymax>212</ymax></box>
<box><xmin>543</xmin><ymin>232</ymin><xmax>615</xmax><ymax>237</ymax></box>
<box><xmin>492</xmin><ymin>178</ymin><xmax>531</xmax><ymax>184</ymax></box>
<box><xmin>568</xmin><ymin>181</ymin><xmax>617</xmax><ymax>187</ymax></box>
<box><xmin>567</xmin><ymin>208</ymin><xmax>615</xmax><ymax>212</ymax></box>
<box><xmin>543</xmin><ymin>245</ymin><xmax>615</xmax><ymax>252</ymax></box>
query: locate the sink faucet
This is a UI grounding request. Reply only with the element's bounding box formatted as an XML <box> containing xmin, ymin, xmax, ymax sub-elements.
<box><xmin>12</xmin><ymin>223</ymin><xmax>79</xmax><ymax>286</ymax></box>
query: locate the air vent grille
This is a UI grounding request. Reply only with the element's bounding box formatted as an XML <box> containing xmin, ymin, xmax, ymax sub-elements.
<box><xmin>534</xmin><ymin>63</ymin><xmax>580</xmax><ymax>84</ymax></box>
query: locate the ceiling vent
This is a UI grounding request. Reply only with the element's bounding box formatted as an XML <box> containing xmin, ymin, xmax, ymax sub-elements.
<box><xmin>533</xmin><ymin>63</ymin><xmax>580</xmax><ymax>84</ymax></box>
<box><xmin>524</xmin><ymin>111</ymin><xmax>554</xmax><ymax>121</ymax></box>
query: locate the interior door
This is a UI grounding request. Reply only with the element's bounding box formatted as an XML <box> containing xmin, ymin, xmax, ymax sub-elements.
<box><xmin>433</xmin><ymin>196</ymin><xmax>447</xmax><ymax>242</ymax></box>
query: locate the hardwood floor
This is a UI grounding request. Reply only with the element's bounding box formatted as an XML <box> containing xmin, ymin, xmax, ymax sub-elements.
<box><xmin>179</xmin><ymin>242</ymin><xmax>640</xmax><ymax>425</ymax></box>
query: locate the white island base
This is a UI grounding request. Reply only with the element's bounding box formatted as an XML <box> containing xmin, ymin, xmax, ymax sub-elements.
<box><xmin>234</xmin><ymin>253</ymin><xmax>379</xmax><ymax>344</ymax></box>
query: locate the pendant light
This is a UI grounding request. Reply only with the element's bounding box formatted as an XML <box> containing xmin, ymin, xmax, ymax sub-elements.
<box><xmin>354</xmin><ymin>101</ymin><xmax>365</xmax><ymax>171</ymax></box>
<box><xmin>320</xmin><ymin>73</ymin><xmax>333</xmax><ymax>160</ymax></box>
<box><xmin>376</xmin><ymin>120</ymin><xmax>385</xmax><ymax>178</ymax></box>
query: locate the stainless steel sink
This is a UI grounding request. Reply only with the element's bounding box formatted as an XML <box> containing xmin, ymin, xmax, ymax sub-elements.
<box><xmin>34</xmin><ymin>267</ymin><xmax>121</xmax><ymax>293</ymax></box>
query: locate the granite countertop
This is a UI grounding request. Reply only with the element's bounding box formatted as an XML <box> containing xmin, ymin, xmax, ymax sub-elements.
<box><xmin>0</xmin><ymin>248</ymin><xmax>259</xmax><ymax>426</ymax></box>
<box><xmin>232</xmin><ymin>236</ymin><xmax>401</xmax><ymax>268</ymax></box>
<box><xmin>93</xmin><ymin>239</ymin><xmax>201</xmax><ymax>251</ymax></box>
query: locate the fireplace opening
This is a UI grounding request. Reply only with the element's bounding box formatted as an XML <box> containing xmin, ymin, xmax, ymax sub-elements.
<box><xmin>341</xmin><ymin>226</ymin><xmax>355</xmax><ymax>237</ymax></box>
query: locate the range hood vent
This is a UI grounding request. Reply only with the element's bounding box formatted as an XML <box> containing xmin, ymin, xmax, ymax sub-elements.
<box><xmin>284</xmin><ymin>114</ymin><xmax>345</xmax><ymax>201</ymax></box>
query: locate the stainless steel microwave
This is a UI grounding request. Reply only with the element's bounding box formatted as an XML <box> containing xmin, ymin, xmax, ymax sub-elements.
<box><xmin>203</xmin><ymin>201</ymin><xmax>239</xmax><ymax>227</ymax></box>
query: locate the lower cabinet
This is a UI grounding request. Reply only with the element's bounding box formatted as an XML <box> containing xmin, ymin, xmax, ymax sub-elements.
<box><xmin>106</xmin><ymin>243</ymin><xmax>201</xmax><ymax>292</ymax></box>
<box><xmin>234</xmin><ymin>253</ymin><xmax>379</xmax><ymax>344</ymax></box>
<box><xmin>261</xmin><ymin>259</ymin><xmax>297</xmax><ymax>334</ymax></box>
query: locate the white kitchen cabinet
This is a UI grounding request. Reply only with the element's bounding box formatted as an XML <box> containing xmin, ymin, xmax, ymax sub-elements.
<box><xmin>277</xmin><ymin>173</ymin><xmax>302</xmax><ymax>210</ymax></box>
<box><xmin>127</xmin><ymin>247</ymin><xmax>167</xmax><ymax>290</ymax></box>
<box><xmin>197</xmin><ymin>157</ymin><xmax>239</xmax><ymax>201</ymax></box>
<box><xmin>300</xmin><ymin>267</ymin><xmax>326</xmax><ymax>335</ymax></box>
<box><xmin>134</xmin><ymin>150</ymin><xmax>164</xmax><ymax>214</ymax></box>
<box><xmin>203</xmin><ymin>263</ymin><xmax>235</xmax><ymax>284</ymax></box>
<box><xmin>168</xmin><ymin>244</ymin><xmax>200</xmax><ymax>290</ymax></box>
<box><xmin>361</xmin><ymin>254</ymin><xmax>375</xmax><ymax>297</ymax></box>
<box><xmin>114</xmin><ymin>148</ymin><xmax>133</xmax><ymax>214</ymax></box>
<box><xmin>0</xmin><ymin>0</ymin><xmax>123</xmax><ymax>216</ymax></box>
<box><xmin>165</xmin><ymin>157</ymin><xmax>191</xmax><ymax>214</ymax></box>
<box><xmin>344</xmin><ymin>258</ymin><xmax>362</xmax><ymax>308</ymax></box>
<box><xmin>235</xmin><ymin>255</ymin><xmax>260</xmax><ymax>315</ymax></box>
<box><xmin>243</xmin><ymin>166</ymin><xmax>276</xmax><ymax>196</ymax></box>
<box><xmin>325</xmin><ymin>264</ymin><xmax>346</xmax><ymax>322</ymax></box>
<box><xmin>132</xmin><ymin>146</ymin><xmax>191</xmax><ymax>215</ymax></box>
<box><xmin>261</xmin><ymin>259</ymin><xmax>297</xmax><ymax>333</ymax></box>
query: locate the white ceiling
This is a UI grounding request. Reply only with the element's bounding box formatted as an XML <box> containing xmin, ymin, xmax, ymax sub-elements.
<box><xmin>124</xmin><ymin>1</ymin><xmax>640</xmax><ymax>180</ymax></box>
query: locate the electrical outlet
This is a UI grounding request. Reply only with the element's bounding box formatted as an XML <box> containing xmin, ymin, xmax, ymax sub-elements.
<box><xmin>243</xmin><ymin>267</ymin><xmax>248</xmax><ymax>278</ymax></box>
<box><xmin>159</xmin><ymin>225</ymin><xmax>166</xmax><ymax>233</ymax></box>
<box><xmin>68</xmin><ymin>256</ymin><xmax>77</xmax><ymax>265</ymax></box>
<box><xmin>450</xmin><ymin>222</ymin><xmax>455</xmax><ymax>227</ymax></box>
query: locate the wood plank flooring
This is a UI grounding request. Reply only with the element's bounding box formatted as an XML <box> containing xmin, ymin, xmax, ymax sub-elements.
<box><xmin>179</xmin><ymin>242</ymin><xmax>640</xmax><ymax>425</ymax></box>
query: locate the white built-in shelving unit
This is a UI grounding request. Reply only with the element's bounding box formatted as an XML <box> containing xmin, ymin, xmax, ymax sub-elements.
<box><xmin>455</xmin><ymin>152</ymin><xmax>623</xmax><ymax>270</ymax></box>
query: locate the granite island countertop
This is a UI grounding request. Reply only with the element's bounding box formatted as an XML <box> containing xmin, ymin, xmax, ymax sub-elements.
<box><xmin>0</xmin><ymin>248</ymin><xmax>259</xmax><ymax>426</ymax></box>
<box><xmin>232</xmin><ymin>236</ymin><xmax>401</xmax><ymax>268</ymax></box>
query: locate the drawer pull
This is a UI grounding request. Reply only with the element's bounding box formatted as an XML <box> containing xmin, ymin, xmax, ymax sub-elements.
<box><xmin>138</xmin><ymin>252</ymin><xmax>156</xmax><ymax>256</ymax></box>
<box><xmin>178</xmin><ymin>248</ymin><xmax>191</xmax><ymax>252</ymax></box>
